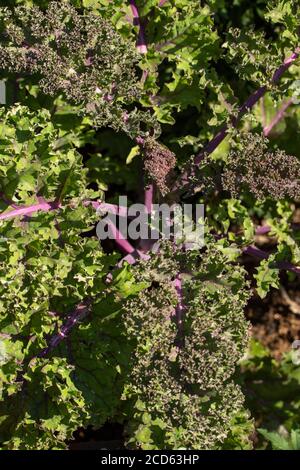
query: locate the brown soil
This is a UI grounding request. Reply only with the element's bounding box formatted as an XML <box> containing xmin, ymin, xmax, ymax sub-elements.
<box><xmin>246</xmin><ymin>283</ymin><xmax>300</xmax><ymax>360</ymax></box>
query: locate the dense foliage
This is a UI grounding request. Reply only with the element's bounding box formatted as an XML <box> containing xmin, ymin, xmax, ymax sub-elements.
<box><xmin>123</xmin><ymin>243</ymin><xmax>252</xmax><ymax>449</ymax></box>
<box><xmin>0</xmin><ymin>0</ymin><xmax>300</xmax><ymax>450</ymax></box>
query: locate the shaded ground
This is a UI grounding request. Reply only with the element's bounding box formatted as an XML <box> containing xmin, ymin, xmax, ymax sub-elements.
<box><xmin>69</xmin><ymin>423</ymin><xmax>124</xmax><ymax>450</ymax></box>
<box><xmin>243</xmin><ymin>222</ymin><xmax>300</xmax><ymax>360</ymax></box>
<box><xmin>246</xmin><ymin>284</ymin><xmax>300</xmax><ymax>360</ymax></box>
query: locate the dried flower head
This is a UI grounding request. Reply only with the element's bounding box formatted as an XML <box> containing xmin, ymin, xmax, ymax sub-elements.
<box><xmin>222</xmin><ymin>133</ymin><xmax>300</xmax><ymax>200</ymax></box>
<box><xmin>143</xmin><ymin>138</ymin><xmax>176</xmax><ymax>196</ymax></box>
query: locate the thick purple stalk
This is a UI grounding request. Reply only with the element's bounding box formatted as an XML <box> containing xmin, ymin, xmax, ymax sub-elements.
<box><xmin>129</xmin><ymin>1</ymin><xmax>147</xmax><ymax>54</ymax></box>
<box><xmin>255</xmin><ymin>223</ymin><xmax>300</xmax><ymax>235</ymax></box>
<box><xmin>37</xmin><ymin>301</ymin><xmax>91</xmax><ymax>358</ymax></box>
<box><xmin>255</xmin><ymin>225</ymin><xmax>272</xmax><ymax>235</ymax></box>
<box><xmin>85</xmin><ymin>200</ymin><xmax>129</xmax><ymax>217</ymax></box>
<box><xmin>243</xmin><ymin>245</ymin><xmax>300</xmax><ymax>276</ymax></box>
<box><xmin>144</xmin><ymin>184</ymin><xmax>153</xmax><ymax>213</ymax></box>
<box><xmin>264</xmin><ymin>97</ymin><xmax>294</xmax><ymax>136</ymax></box>
<box><xmin>174</xmin><ymin>48</ymin><xmax>300</xmax><ymax>190</ymax></box>
<box><xmin>0</xmin><ymin>199</ymin><xmax>61</xmax><ymax>220</ymax></box>
<box><xmin>0</xmin><ymin>198</ymin><xmax>126</xmax><ymax>220</ymax></box>
<box><xmin>106</xmin><ymin>218</ymin><xmax>136</xmax><ymax>255</ymax></box>
<box><xmin>0</xmin><ymin>196</ymin><xmax>136</xmax><ymax>255</ymax></box>
<box><xmin>272</xmin><ymin>50</ymin><xmax>300</xmax><ymax>82</ymax></box>
<box><xmin>129</xmin><ymin>3</ymin><xmax>154</xmax><ymax>225</ymax></box>
<box><xmin>193</xmin><ymin>85</ymin><xmax>269</xmax><ymax>166</ymax></box>
<box><xmin>140</xmin><ymin>184</ymin><xmax>155</xmax><ymax>251</ymax></box>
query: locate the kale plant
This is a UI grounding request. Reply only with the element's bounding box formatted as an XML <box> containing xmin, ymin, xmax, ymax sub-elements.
<box><xmin>0</xmin><ymin>0</ymin><xmax>300</xmax><ymax>451</ymax></box>
<box><xmin>123</xmin><ymin>243</ymin><xmax>252</xmax><ymax>449</ymax></box>
<box><xmin>0</xmin><ymin>1</ymin><xmax>156</xmax><ymax>137</ymax></box>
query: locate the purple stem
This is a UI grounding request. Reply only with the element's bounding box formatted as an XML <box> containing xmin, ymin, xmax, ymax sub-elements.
<box><xmin>174</xmin><ymin>48</ymin><xmax>300</xmax><ymax>190</ymax></box>
<box><xmin>37</xmin><ymin>301</ymin><xmax>91</xmax><ymax>358</ymax></box>
<box><xmin>0</xmin><ymin>199</ymin><xmax>61</xmax><ymax>220</ymax></box>
<box><xmin>85</xmin><ymin>200</ymin><xmax>129</xmax><ymax>217</ymax></box>
<box><xmin>255</xmin><ymin>222</ymin><xmax>300</xmax><ymax>236</ymax></box>
<box><xmin>144</xmin><ymin>184</ymin><xmax>153</xmax><ymax>213</ymax></box>
<box><xmin>158</xmin><ymin>0</ymin><xmax>169</xmax><ymax>6</ymax></box>
<box><xmin>38</xmin><ymin>245</ymin><xmax>151</xmax><ymax>358</ymax></box>
<box><xmin>0</xmin><ymin>198</ymin><xmax>131</xmax><ymax>221</ymax></box>
<box><xmin>129</xmin><ymin>1</ymin><xmax>147</xmax><ymax>54</ymax></box>
<box><xmin>140</xmin><ymin>184</ymin><xmax>154</xmax><ymax>251</ymax></box>
<box><xmin>271</xmin><ymin>50</ymin><xmax>300</xmax><ymax>82</ymax></box>
<box><xmin>106</xmin><ymin>218</ymin><xmax>136</xmax><ymax>255</ymax></box>
<box><xmin>255</xmin><ymin>225</ymin><xmax>272</xmax><ymax>235</ymax></box>
<box><xmin>0</xmin><ymin>195</ymin><xmax>137</xmax><ymax>259</ymax></box>
<box><xmin>129</xmin><ymin>3</ymin><xmax>154</xmax><ymax>229</ymax></box>
<box><xmin>243</xmin><ymin>245</ymin><xmax>300</xmax><ymax>276</ymax></box>
<box><xmin>263</xmin><ymin>97</ymin><xmax>294</xmax><ymax>136</ymax></box>
<box><xmin>0</xmin><ymin>195</ymin><xmax>137</xmax><ymax>256</ymax></box>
